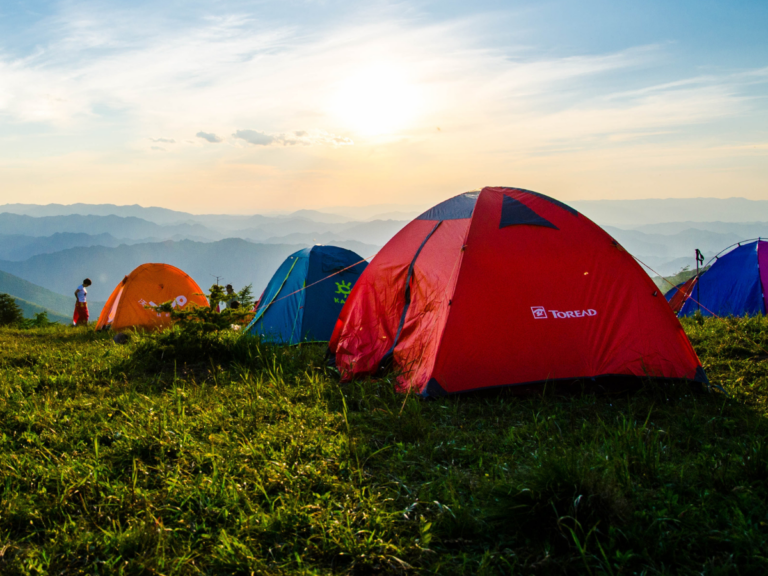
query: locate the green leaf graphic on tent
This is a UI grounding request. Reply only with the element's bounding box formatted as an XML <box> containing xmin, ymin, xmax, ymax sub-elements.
<box><xmin>335</xmin><ymin>280</ymin><xmax>352</xmax><ymax>296</ymax></box>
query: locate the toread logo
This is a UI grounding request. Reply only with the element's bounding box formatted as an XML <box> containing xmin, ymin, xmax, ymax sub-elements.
<box><xmin>532</xmin><ymin>306</ymin><xmax>597</xmax><ymax>319</ymax></box>
<box><xmin>531</xmin><ymin>306</ymin><xmax>548</xmax><ymax>319</ymax></box>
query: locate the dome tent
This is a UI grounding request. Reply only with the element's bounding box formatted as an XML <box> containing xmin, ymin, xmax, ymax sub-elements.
<box><xmin>678</xmin><ymin>239</ymin><xmax>768</xmax><ymax>317</ymax></box>
<box><xmin>245</xmin><ymin>245</ymin><xmax>367</xmax><ymax>344</ymax></box>
<box><xmin>329</xmin><ymin>187</ymin><xmax>706</xmax><ymax>397</ymax></box>
<box><xmin>96</xmin><ymin>263</ymin><xmax>208</xmax><ymax>332</ymax></box>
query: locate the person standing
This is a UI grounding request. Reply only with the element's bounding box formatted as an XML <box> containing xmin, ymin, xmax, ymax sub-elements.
<box><xmin>223</xmin><ymin>284</ymin><xmax>239</xmax><ymax>310</ymax></box>
<box><xmin>73</xmin><ymin>278</ymin><xmax>92</xmax><ymax>326</ymax></box>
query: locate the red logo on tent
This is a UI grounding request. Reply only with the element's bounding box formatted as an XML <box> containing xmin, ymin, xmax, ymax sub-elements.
<box><xmin>531</xmin><ymin>306</ymin><xmax>547</xmax><ymax>319</ymax></box>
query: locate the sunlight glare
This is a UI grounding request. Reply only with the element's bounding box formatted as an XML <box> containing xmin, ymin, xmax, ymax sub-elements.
<box><xmin>331</xmin><ymin>63</ymin><xmax>421</xmax><ymax>136</ymax></box>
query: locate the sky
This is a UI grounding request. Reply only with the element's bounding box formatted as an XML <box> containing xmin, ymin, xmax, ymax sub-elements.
<box><xmin>0</xmin><ymin>0</ymin><xmax>766</xmax><ymax>213</ymax></box>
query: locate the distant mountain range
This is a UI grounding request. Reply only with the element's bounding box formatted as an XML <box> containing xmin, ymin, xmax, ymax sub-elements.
<box><xmin>0</xmin><ymin>238</ymin><xmax>377</xmax><ymax>303</ymax></box>
<box><xmin>0</xmin><ymin>203</ymin><xmax>410</xmax><ymax>227</ymax></box>
<box><xmin>8</xmin><ymin>196</ymin><xmax>768</xmax><ymax>226</ymax></box>
<box><xmin>572</xmin><ymin>197</ymin><xmax>768</xmax><ymax>227</ymax></box>
<box><xmin>0</xmin><ymin>213</ymin><xmax>222</xmax><ymax>241</ymax></box>
<box><xmin>0</xmin><ymin>232</ymin><xmax>143</xmax><ymax>261</ymax></box>
<box><xmin>1</xmin><ymin>197</ymin><xmax>766</xmax><ymax>317</ymax></box>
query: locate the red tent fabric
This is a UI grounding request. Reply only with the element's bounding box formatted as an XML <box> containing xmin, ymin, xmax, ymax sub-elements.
<box><xmin>666</xmin><ymin>276</ymin><xmax>698</xmax><ymax>314</ymax></box>
<box><xmin>329</xmin><ymin>187</ymin><xmax>706</xmax><ymax>397</ymax></box>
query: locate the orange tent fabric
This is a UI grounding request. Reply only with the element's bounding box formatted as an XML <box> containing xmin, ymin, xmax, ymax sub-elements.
<box><xmin>96</xmin><ymin>263</ymin><xmax>208</xmax><ymax>331</ymax></box>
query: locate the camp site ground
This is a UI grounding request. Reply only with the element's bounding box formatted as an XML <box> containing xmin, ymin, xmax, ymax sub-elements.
<box><xmin>1</xmin><ymin>314</ymin><xmax>768</xmax><ymax>574</ymax></box>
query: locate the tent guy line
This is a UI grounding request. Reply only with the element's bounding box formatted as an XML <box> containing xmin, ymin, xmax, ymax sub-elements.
<box><xmin>245</xmin><ymin>246</ymin><xmax>369</xmax><ymax>344</ymax></box>
<box><xmin>253</xmin><ymin>255</ymin><xmax>374</xmax><ymax>309</ymax></box>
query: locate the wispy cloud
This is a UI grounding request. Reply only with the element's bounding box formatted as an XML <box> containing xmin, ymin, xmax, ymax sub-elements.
<box><xmin>196</xmin><ymin>131</ymin><xmax>222</xmax><ymax>143</ymax></box>
<box><xmin>0</xmin><ymin>2</ymin><xmax>766</xmax><ymax>210</ymax></box>
<box><xmin>233</xmin><ymin>129</ymin><xmax>353</xmax><ymax>146</ymax></box>
<box><xmin>0</xmin><ymin>6</ymin><xmax>758</xmax><ymax>147</ymax></box>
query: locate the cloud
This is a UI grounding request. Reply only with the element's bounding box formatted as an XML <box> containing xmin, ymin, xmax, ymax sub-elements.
<box><xmin>233</xmin><ymin>130</ymin><xmax>275</xmax><ymax>146</ymax></box>
<box><xmin>0</xmin><ymin>7</ymin><xmax>758</xmax><ymax>148</ymax></box>
<box><xmin>150</xmin><ymin>146</ymin><xmax>165</xmax><ymax>151</ymax></box>
<box><xmin>196</xmin><ymin>131</ymin><xmax>222</xmax><ymax>143</ymax></box>
<box><xmin>234</xmin><ymin>129</ymin><xmax>353</xmax><ymax>147</ymax></box>
<box><xmin>0</xmin><ymin>3</ymin><xmax>766</xmax><ymax>210</ymax></box>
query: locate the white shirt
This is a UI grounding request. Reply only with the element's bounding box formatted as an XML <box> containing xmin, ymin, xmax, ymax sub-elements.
<box><xmin>76</xmin><ymin>285</ymin><xmax>87</xmax><ymax>303</ymax></box>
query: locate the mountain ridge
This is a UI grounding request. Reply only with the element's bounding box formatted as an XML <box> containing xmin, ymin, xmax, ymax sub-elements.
<box><xmin>0</xmin><ymin>238</ymin><xmax>379</xmax><ymax>303</ymax></box>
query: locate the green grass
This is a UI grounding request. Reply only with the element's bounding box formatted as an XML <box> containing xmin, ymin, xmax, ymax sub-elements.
<box><xmin>1</xmin><ymin>317</ymin><xmax>768</xmax><ymax>574</ymax></box>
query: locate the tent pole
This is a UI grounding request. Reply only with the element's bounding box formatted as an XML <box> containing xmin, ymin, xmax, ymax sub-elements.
<box><xmin>695</xmin><ymin>248</ymin><xmax>702</xmax><ymax>313</ymax></box>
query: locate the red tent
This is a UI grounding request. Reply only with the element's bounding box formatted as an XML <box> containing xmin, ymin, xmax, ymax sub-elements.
<box><xmin>329</xmin><ymin>187</ymin><xmax>706</xmax><ymax>397</ymax></box>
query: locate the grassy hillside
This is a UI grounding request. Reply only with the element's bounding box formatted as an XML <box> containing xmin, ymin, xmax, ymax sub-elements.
<box><xmin>0</xmin><ymin>270</ymin><xmax>86</xmax><ymax>318</ymax></box>
<box><xmin>12</xmin><ymin>295</ymin><xmax>71</xmax><ymax>324</ymax></box>
<box><xmin>1</xmin><ymin>317</ymin><xmax>767</xmax><ymax>573</ymax></box>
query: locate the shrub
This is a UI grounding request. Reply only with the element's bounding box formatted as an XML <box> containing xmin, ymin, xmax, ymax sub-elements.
<box><xmin>0</xmin><ymin>293</ymin><xmax>24</xmax><ymax>326</ymax></box>
<box><xmin>128</xmin><ymin>324</ymin><xmax>267</xmax><ymax>373</ymax></box>
<box><xmin>19</xmin><ymin>311</ymin><xmax>58</xmax><ymax>329</ymax></box>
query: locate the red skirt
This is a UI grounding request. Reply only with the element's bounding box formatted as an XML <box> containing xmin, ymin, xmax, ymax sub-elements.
<box><xmin>73</xmin><ymin>302</ymin><xmax>89</xmax><ymax>326</ymax></box>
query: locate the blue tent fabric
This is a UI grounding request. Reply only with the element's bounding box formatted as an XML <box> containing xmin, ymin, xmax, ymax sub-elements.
<box><xmin>679</xmin><ymin>241</ymin><xmax>765</xmax><ymax>317</ymax></box>
<box><xmin>246</xmin><ymin>246</ymin><xmax>368</xmax><ymax>343</ymax></box>
<box><xmin>417</xmin><ymin>191</ymin><xmax>479</xmax><ymax>221</ymax></box>
<box><xmin>665</xmin><ymin>279</ymin><xmax>687</xmax><ymax>302</ymax></box>
<box><xmin>499</xmin><ymin>195</ymin><xmax>558</xmax><ymax>229</ymax></box>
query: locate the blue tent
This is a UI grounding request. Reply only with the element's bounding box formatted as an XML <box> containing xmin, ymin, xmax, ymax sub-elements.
<box><xmin>245</xmin><ymin>245</ymin><xmax>368</xmax><ymax>344</ymax></box>
<box><xmin>679</xmin><ymin>240</ymin><xmax>768</xmax><ymax>317</ymax></box>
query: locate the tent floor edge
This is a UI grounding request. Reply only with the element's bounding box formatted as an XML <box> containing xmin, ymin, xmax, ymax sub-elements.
<box><xmin>423</xmin><ymin>378</ymin><xmax>448</xmax><ymax>399</ymax></box>
<box><xmin>420</xmin><ymin>373</ymin><xmax>714</xmax><ymax>398</ymax></box>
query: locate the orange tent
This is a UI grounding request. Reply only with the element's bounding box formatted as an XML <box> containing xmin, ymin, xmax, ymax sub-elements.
<box><xmin>96</xmin><ymin>263</ymin><xmax>208</xmax><ymax>331</ymax></box>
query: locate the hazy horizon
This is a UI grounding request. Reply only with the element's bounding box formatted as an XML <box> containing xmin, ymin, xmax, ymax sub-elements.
<box><xmin>5</xmin><ymin>195</ymin><xmax>768</xmax><ymax>219</ymax></box>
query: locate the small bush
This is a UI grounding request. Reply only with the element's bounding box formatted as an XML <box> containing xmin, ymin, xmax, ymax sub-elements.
<box><xmin>128</xmin><ymin>324</ymin><xmax>267</xmax><ymax>372</ymax></box>
<box><xmin>19</xmin><ymin>311</ymin><xmax>58</xmax><ymax>329</ymax></box>
<box><xmin>0</xmin><ymin>293</ymin><xmax>24</xmax><ymax>326</ymax></box>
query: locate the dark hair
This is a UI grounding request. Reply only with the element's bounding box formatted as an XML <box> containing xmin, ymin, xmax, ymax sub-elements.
<box><xmin>229</xmin><ymin>301</ymin><xmax>241</xmax><ymax>309</ymax></box>
<box><xmin>226</xmin><ymin>284</ymin><xmax>234</xmax><ymax>291</ymax></box>
<box><xmin>83</xmin><ymin>278</ymin><xmax>92</xmax><ymax>286</ymax></box>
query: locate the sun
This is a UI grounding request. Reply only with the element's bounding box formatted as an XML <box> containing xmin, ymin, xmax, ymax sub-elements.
<box><xmin>330</xmin><ymin>63</ymin><xmax>421</xmax><ymax>137</ymax></box>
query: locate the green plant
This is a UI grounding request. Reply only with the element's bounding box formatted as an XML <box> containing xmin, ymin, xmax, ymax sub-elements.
<box><xmin>237</xmin><ymin>283</ymin><xmax>256</xmax><ymax>309</ymax></box>
<box><xmin>0</xmin><ymin>293</ymin><xmax>24</xmax><ymax>326</ymax></box>
<box><xmin>206</xmin><ymin>283</ymin><xmax>228</xmax><ymax>310</ymax></box>
<box><xmin>19</xmin><ymin>311</ymin><xmax>58</xmax><ymax>329</ymax></box>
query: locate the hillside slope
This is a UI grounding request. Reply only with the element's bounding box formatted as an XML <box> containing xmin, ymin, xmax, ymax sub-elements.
<box><xmin>0</xmin><ymin>270</ymin><xmax>82</xmax><ymax>317</ymax></box>
<box><xmin>11</xmin><ymin>296</ymin><xmax>71</xmax><ymax>324</ymax></box>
